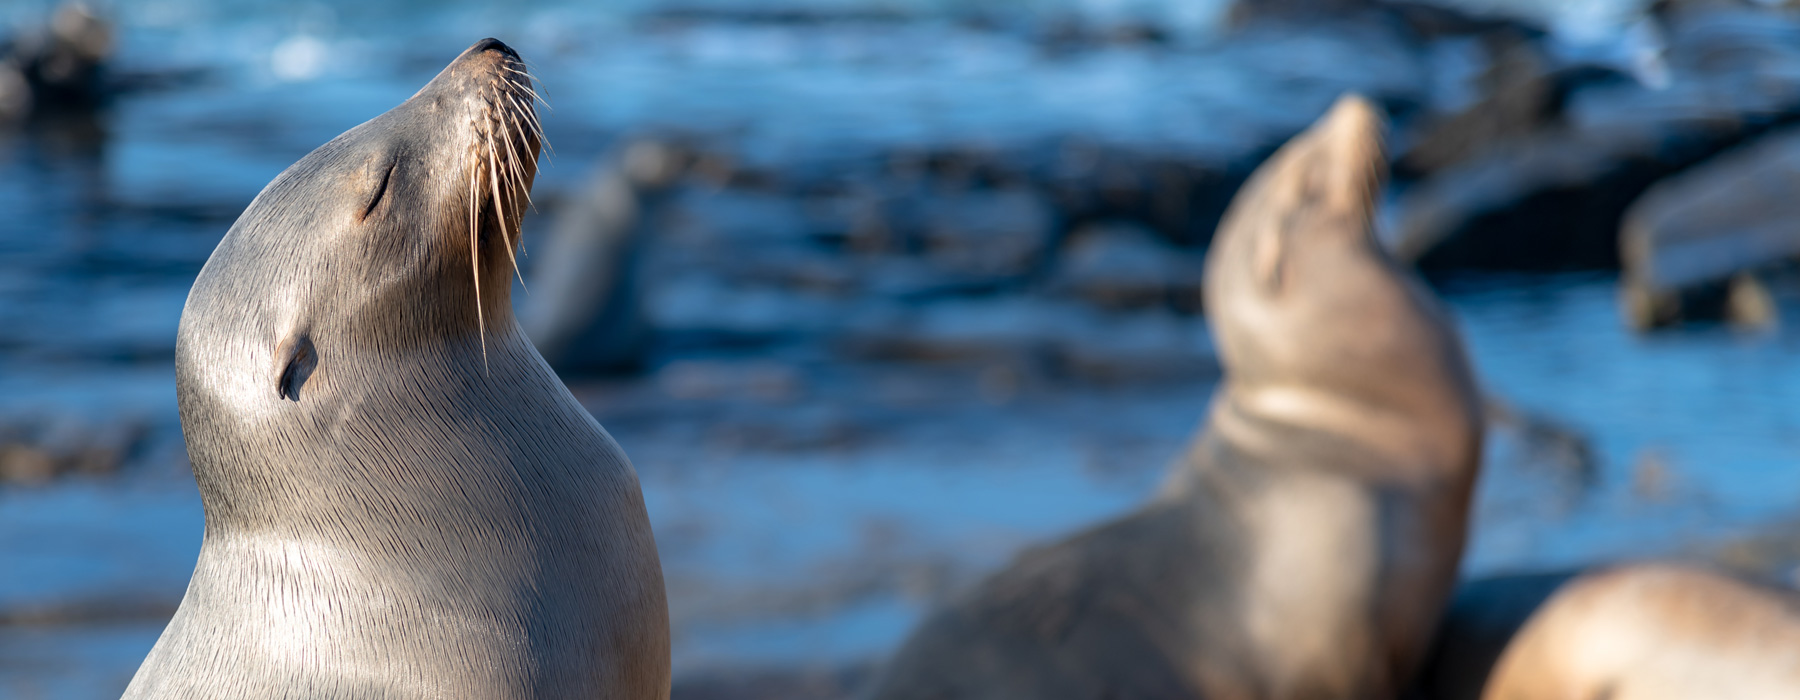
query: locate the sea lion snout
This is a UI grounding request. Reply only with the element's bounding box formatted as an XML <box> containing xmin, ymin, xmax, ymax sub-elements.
<box><xmin>467</xmin><ymin>37</ymin><xmax>520</xmax><ymax>61</ymax></box>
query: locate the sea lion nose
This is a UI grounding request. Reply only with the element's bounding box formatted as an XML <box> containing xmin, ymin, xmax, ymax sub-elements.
<box><xmin>469</xmin><ymin>37</ymin><xmax>519</xmax><ymax>60</ymax></box>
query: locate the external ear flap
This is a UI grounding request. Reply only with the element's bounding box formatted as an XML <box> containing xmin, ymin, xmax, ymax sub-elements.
<box><xmin>358</xmin><ymin>156</ymin><xmax>397</xmax><ymax>222</ymax></box>
<box><xmin>274</xmin><ymin>333</ymin><xmax>317</xmax><ymax>402</ymax></box>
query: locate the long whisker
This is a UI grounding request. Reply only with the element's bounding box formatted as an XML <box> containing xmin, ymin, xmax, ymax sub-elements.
<box><xmin>469</xmin><ymin>143</ymin><xmax>487</xmax><ymax>369</ymax></box>
<box><xmin>506</xmin><ymin>92</ymin><xmax>551</xmax><ymax>157</ymax></box>
<box><xmin>488</xmin><ymin>138</ymin><xmax>528</xmax><ymax>292</ymax></box>
<box><xmin>499</xmin><ymin>108</ymin><xmax>532</xmax><ymax>209</ymax></box>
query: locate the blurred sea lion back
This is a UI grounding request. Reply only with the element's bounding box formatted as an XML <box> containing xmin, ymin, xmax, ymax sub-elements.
<box><xmin>1479</xmin><ymin>563</ymin><xmax>1800</xmax><ymax>700</ymax></box>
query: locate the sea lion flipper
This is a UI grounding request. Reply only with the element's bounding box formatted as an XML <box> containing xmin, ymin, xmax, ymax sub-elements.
<box><xmin>274</xmin><ymin>332</ymin><xmax>316</xmax><ymax>401</ymax></box>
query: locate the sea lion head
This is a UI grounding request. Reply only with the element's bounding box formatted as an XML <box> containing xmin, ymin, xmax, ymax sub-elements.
<box><xmin>175</xmin><ymin>38</ymin><xmax>546</xmax><ymax>520</ymax></box>
<box><xmin>1203</xmin><ymin>94</ymin><xmax>1481</xmax><ymax>471</ymax></box>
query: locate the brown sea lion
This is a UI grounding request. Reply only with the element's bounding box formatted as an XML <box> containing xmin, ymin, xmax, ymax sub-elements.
<box><xmin>1477</xmin><ymin>563</ymin><xmax>1800</xmax><ymax>700</ymax></box>
<box><xmin>862</xmin><ymin>94</ymin><xmax>1485</xmax><ymax>700</ymax></box>
<box><xmin>122</xmin><ymin>39</ymin><xmax>669</xmax><ymax>698</ymax></box>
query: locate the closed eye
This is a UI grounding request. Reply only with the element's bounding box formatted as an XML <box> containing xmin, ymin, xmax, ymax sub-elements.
<box><xmin>359</xmin><ymin>157</ymin><xmax>397</xmax><ymax>222</ymax></box>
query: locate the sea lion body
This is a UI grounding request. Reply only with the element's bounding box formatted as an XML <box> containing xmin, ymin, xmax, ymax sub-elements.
<box><xmin>1479</xmin><ymin>563</ymin><xmax>1800</xmax><ymax>700</ymax></box>
<box><xmin>865</xmin><ymin>96</ymin><xmax>1484</xmax><ymax>700</ymax></box>
<box><xmin>124</xmin><ymin>39</ymin><xmax>669</xmax><ymax>698</ymax></box>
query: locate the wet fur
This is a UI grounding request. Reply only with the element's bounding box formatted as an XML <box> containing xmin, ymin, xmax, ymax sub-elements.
<box><xmin>864</xmin><ymin>96</ymin><xmax>1484</xmax><ymax>700</ymax></box>
<box><xmin>123</xmin><ymin>40</ymin><xmax>670</xmax><ymax>699</ymax></box>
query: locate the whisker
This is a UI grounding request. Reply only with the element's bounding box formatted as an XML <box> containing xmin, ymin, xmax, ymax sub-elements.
<box><xmin>488</xmin><ymin>138</ymin><xmax>528</xmax><ymax>292</ymax></box>
<box><xmin>510</xmin><ymin>82</ymin><xmax>549</xmax><ymax>110</ymax></box>
<box><xmin>506</xmin><ymin>93</ymin><xmax>552</xmax><ymax>157</ymax></box>
<box><xmin>469</xmin><ymin>144</ymin><xmax>487</xmax><ymax>369</ymax></box>
<box><xmin>499</xmin><ymin>110</ymin><xmax>533</xmax><ymax>212</ymax></box>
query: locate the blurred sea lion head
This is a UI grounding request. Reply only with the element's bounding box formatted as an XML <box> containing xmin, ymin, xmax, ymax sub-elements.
<box><xmin>1203</xmin><ymin>94</ymin><xmax>1481</xmax><ymax>473</ymax></box>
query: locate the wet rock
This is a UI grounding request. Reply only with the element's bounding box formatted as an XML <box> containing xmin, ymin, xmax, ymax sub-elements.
<box><xmin>658</xmin><ymin>360</ymin><xmax>804</xmax><ymax>402</ymax></box>
<box><xmin>0</xmin><ymin>3</ymin><xmax>113</xmax><ymax>121</ymax></box>
<box><xmin>1048</xmin><ymin>310</ymin><xmax>1216</xmax><ymax>384</ymax></box>
<box><xmin>523</xmin><ymin>141</ymin><xmax>684</xmax><ymax>375</ymax></box>
<box><xmin>1035</xmin><ymin>15</ymin><xmax>1172</xmax><ymax>54</ymax></box>
<box><xmin>1391</xmin><ymin>3</ymin><xmax>1800</xmax><ymax>270</ymax></box>
<box><xmin>839</xmin><ymin>297</ymin><xmax>1068</xmax><ymax>366</ymax></box>
<box><xmin>1225</xmin><ymin>0</ymin><xmax>1381</xmax><ymax>27</ymax></box>
<box><xmin>671</xmin><ymin>664</ymin><xmax>872</xmax><ymax>700</ymax></box>
<box><xmin>0</xmin><ymin>412</ymin><xmax>145</xmax><ymax>486</ymax></box>
<box><xmin>704</xmin><ymin>404</ymin><xmax>867</xmax><ymax>452</ymax></box>
<box><xmin>664</xmin><ymin>186</ymin><xmax>840</xmax><ymax>247</ymax></box>
<box><xmin>1397</xmin><ymin>29</ymin><xmax>1628</xmax><ymax>178</ymax></box>
<box><xmin>842</xmin><ymin>297</ymin><xmax>1214</xmax><ymax>384</ymax></box>
<box><xmin>650</xmin><ymin>274</ymin><xmax>852</xmax><ymax>342</ymax></box>
<box><xmin>1044</xmin><ymin>146</ymin><xmax>1249</xmax><ymax>250</ymax></box>
<box><xmin>1618</xmin><ymin>126</ymin><xmax>1800</xmax><ymax>329</ymax></box>
<box><xmin>916</xmin><ymin>188</ymin><xmax>1056</xmax><ymax>280</ymax></box>
<box><xmin>1049</xmin><ymin>222</ymin><xmax>1206</xmax><ymax>312</ymax></box>
<box><xmin>1485</xmin><ymin>398</ymin><xmax>1598</xmax><ymax>500</ymax></box>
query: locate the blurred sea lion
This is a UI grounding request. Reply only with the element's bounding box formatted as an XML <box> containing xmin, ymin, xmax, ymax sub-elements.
<box><xmin>522</xmin><ymin>140</ymin><xmax>683</xmax><ymax>375</ymax></box>
<box><xmin>123</xmin><ymin>38</ymin><xmax>669</xmax><ymax>698</ymax></box>
<box><xmin>862</xmin><ymin>95</ymin><xmax>1485</xmax><ymax>700</ymax></box>
<box><xmin>1472</xmin><ymin>563</ymin><xmax>1800</xmax><ymax>700</ymax></box>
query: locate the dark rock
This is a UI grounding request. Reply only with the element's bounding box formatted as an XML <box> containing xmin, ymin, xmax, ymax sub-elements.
<box><xmin>0</xmin><ymin>412</ymin><xmax>146</xmax><ymax>486</ymax></box>
<box><xmin>917</xmin><ymin>188</ymin><xmax>1056</xmax><ymax>280</ymax></box>
<box><xmin>1397</xmin><ymin>28</ymin><xmax>1629</xmax><ymax>178</ymax></box>
<box><xmin>671</xmin><ymin>664</ymin><xmax>872</xmax><ymax>700</ymax></box>
<box><xmin>1393</xmin><ymin>4</ymin><xmax>1800</xmax><ymax>270</ymax></box>
<box><xmin>839</xmin><ymin>297</ymin><xmax>1070</xmax><ymax>366</ymax></box>
<box><xmin>1</xmin><ymin>3</ymin><xmax>113</xmax><ymax>120</ymax></box>
<box><xmin>657</xmin><ymin>360</ymin><xmax>804</xmax><ymax>402</ymax></box>
<box><xmin>1044</xmin><ymin>145</ymin><xmax>1252</xmax><ymax>250</ymax></box>
<box><xmin>1618</xmin><ymin>125</ymin><xmax>1800</xmax><ymax>329</ymax></box>
<box><xmin>664</xmin><ymin>186</ymin><xmax>831</xmax><ymax>246</ymax></box>
<box><xmin>1225</xmin><ymin>0</ymin><xmax>1382</xmax><ymax>27</ymax></box>
<box><xmin>842</xmin><ymin>298</ymin><xmax>1214</xmax><ymax>384</ymax></box>
<box><xmin>1049</xmin><ymin>222</ymin><xmax>1206</xmax><ymax>312</ymax></box>
<box><xmin>1410</xmin><ymin>572</ymin><xmax>1580</xmax><ymax>700</ymax></box>
<box><xmin>649</xmin><ymin>274</ymin><xmax>853</xmax><ymax>342</ymax></box>
<box><xmin>1048</xmin><ymin>311</ymin><xmax>1217</xmax><ymax>385</ymax></box>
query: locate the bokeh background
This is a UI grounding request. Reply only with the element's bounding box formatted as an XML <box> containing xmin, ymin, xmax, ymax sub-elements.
<box><xmin>6</xmin><ymin>0</ymin><xmax>1800</xmax><ymax>697</ymax></box>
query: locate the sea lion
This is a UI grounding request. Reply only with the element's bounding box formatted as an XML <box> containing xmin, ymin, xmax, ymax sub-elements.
<box><xmin>863</xmin><ymin>94</ymin><xmax>1484</xmax><ymax>700</ymax></box>
<box><xmin>522</xmin><ymin>140</ymin><xmax>682</xmax><ymax>375</ymax></box>
<box><xmin>1475</xmin><ymin>563</ymin><xmax>1800</xmax><ymax>700</ymax></box>
<box><xmin>123</xmin><ymin>39</ymin><xmax>669</xmax><ymax>698</ymax></box>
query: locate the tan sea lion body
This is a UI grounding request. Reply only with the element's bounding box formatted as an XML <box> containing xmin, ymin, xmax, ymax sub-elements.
<box><xmin>1479</xmin><ymin>563</ymin><xmax>1800</xmax><ymax>700</ymax></box>
<box><xmin>863</xmin><ymin>95</ymin><xmax>1485</xmax><ymax>700</ymax></box>
<box><xmin>123</xmin><ymin>39</ymin><xmax>669</xmax><ymax>699</ymax></box>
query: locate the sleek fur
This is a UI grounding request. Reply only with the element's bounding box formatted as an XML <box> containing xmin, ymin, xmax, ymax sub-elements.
<box><xmin>124</xmin><ymin>39</ymin><xmax>670</xmax><ymax>699</ymax></box>
<box><xmin>863</xmin><ymin>95</ymin><xmax>1485</xmax><ymax>700</ymax></box>
<box><xmin>1478</xmin><ymin>563</ymin><xmax>1800</xmax><ymax>700</ymax></box>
